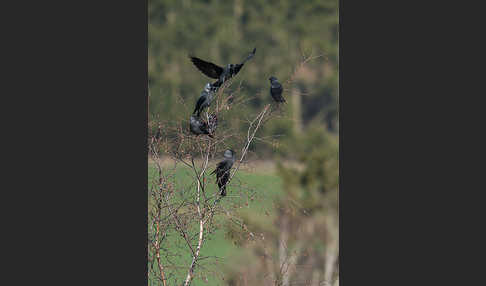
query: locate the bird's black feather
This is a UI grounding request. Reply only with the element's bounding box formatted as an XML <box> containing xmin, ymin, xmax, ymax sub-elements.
<box><xmin>193</xmin><ymin>83</ymin><xmax>214</xmax><ymax>116</ymax></box>
<box><xmin>217</xmin><ymin>171</ymin><xmax>230</xmax><ymax>196</ymax></box>
<box><xmin>189</xmin><ymin>56</ymin><xmax>224</xmax><ymax>79</ymax></box>
<box><xmin>269</xmin><ymin>77</ymin><xmax>286</xmax><ymax>103</ymax></box>
<box><xmin>193</xmin><ymin>95</ymin><xmax>206</xmax><ymax>116</ymax></box>
<box><xmin>232</xmin><ymin>47</ymin><xmax>256</xmax><ymax>76</ymax></box>
<box><xmin>190</xmin><ymin>48</ymin><xmax>256</xmax><ymax>88</ymax></box>
<box><xmin>189</xmin><ymin>115</ymin><xmax>212</xmax><ymax>137</ymax></box>
<box><xmin>211</xmin><ymin>150</ymin><xmax>235</xmax><ymax>196</ymax></box>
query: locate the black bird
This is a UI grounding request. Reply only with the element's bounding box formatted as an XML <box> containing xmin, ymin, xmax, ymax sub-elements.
<box><xmin>189</xmin><ymin>115</ymin><xmax>213</xmax><ymax>138</ymax></box>
<box><xmin>210</xmin><ymin>149</ymin><xmax>236</xmax><ymax>196</ymax></box>
<box><xmin>269</xmin><ymin>76</ymin><xmax>286</xmax><ymax>103</ymax></box>
<box><xmin>150</xmin><ymin>123</ymin><xmax>162</xmax><ymax>146</ymax></box>
<box><xmin>193</xmin><ymin>83</ymin><xmax>215</xmax><ymax>117</ymax></box>
<box><xmin>190</xmin><ymin>48</ymin><xmax>256</xmax><ymax>88</ymax></box>
<box><xmin>154</xmin><ymin>124</ymin><xmax>162</xmax><ymax>141</ymax></box>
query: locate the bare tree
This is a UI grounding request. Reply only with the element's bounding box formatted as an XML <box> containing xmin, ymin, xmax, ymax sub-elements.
<box><xmin>147</xmin><ymin>53</ymin><xmax>328</xmax><ymax>286</ymax></box>
<box><xmin>148</xmin><ymin>77</ymin><xmax>280</xmax><ymax>286</ymax></box>
<box><xmin>211</xmin><ymin>53</ymin><xmax>339</xmax><ymax>286</ymax></box>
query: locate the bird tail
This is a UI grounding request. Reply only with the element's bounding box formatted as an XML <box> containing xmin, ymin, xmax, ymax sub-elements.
<box><xmin>210</xmin><ymin>169</ymin><xmax>216</xmax><ymax>175</ymax></box>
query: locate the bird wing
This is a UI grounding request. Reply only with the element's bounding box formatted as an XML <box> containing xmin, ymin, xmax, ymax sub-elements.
<box><xmin>245</xmin><ymin>47</ymin><xmax>257</xmax><ymax>62</ymax></box>
<box><xmin>189</xmin><ymin>56</ymin><xmax>224</xmax><ymax>79</ymax></box>
<box><xmin>211</xmin><ymin>79</ymin><xmax>223</xmax><ymax>89</ymax></box>
<box><xmin>271</xmin><ymin>84</ymin><xmax>285</xmax><ymax>102</ymax></box>
<box><xmin>271</xmin><ymin>83</ymin><xmax>283</xmax><ymax>95</ymax></box>
<box><xmin>232</xmin><ymin>63</ymin><xmax>244</xmax><ymax>76</ymax></box>
<box><xmin>193</xmin><ymin>95</ymin><xmax>205</xmax><ymax>115</ymax></box>
<box><xmin>210</xmin><ymin>162</ymin><xmax>221</xmax><ymax>175</ymax></box>
<box><xmin>218</xmin><ymin>171</ymin><xmax>230</xmax><ymax>187</ymax></box>
<box><xmin>233</xmin><ymin>48</ymin><xmax>256</xmax><ymax>75</ymax></box>
<box><xmin>210</xmin><ymin>160</ymin><xmax>226</xmax><ymax>176</ymax></box>
<box><xmin>273</xmin><ymin>86</ymin><xmax>283</xmax><ymax>94</ymax></box>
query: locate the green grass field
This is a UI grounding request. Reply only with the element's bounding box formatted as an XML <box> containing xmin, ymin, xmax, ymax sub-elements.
<box><xmin>148</xmin><ymin>163</ymin><xmax>283</xmax><ymax>285</ymax></box>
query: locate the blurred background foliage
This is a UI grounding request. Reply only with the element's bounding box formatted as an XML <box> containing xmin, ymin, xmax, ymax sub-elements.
<box><xmin>149</xmin><ymin>0</ymin><xmax>338</xmax><ymax>159</ymax></box>
<box><xmin>222</xmin><ymin>125</ymin><xmax>339</xmax><ymax>285</ymax></box>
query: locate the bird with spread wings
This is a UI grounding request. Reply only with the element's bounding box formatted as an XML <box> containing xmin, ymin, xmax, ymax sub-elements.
<box><xmin>189</xmin><ymin>48</ymin><xmax>256</xmax><ymax>88</ymax></box>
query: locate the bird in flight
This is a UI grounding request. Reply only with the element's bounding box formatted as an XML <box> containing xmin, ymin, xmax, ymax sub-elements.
<box><xmin>193</xmin><ymin>83</ymin><xmax>216</xmax><ymax>117</ymax></box>
<box><xmin>269</xmin><ymin>76</ymin><xmax>286</xmax><ymax>103</ymax></box>
<box><xmin>210</xmin><ymin>149</ymin><xmax>236</xmax><ymax>196</ymax></box>
<box><xmin>190</xmin><ymin>48</ymin><xmax>256</xmax><ymax>88</ymax></box>
<box><xmin>189</xmin><ymin>115</ymin><xmax>213</xmax><ymax>138</ymax></box>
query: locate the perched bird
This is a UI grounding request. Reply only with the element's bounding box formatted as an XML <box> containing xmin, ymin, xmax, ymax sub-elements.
<box><xmin>189</xmin><ymin>115</ymin><xmax>213</xmax><ymax>138</ymax></box>
<box><xmin>193</xmin><ymin>83</ymin><xmax>215</xmax><ymax>117</ymax></box>
<box><xmin>207</xmin><ymin>113</ymin><xmax>218</xmax><ymax>137</ymax></box>
<box><xmin>190</xmin><ymin>48</ymin><xmax>256</xmax><ymax>88</ymax></box>
<box><xmin>154</xmin><ymin>124</ymin><xmax>162</xmax><ymax>141</ymax></box>
<box><xmin>152</xmin><ymin>123</ymin><xmax>162</xmax><ymax>143</ymax></box>
<box><xmin>210</xmin><ymin>149</ymin><xmax>236</xmax><ymax>196</ymax></box>
<box><xmin>150</xmin><ymin>123</ymin><xmax>162</xmax><ymax>146</ymax></box>
<box><xmin>269</xmin><ymin>76</ymin><xmax>286</xmax><ymax>103</ymax></box>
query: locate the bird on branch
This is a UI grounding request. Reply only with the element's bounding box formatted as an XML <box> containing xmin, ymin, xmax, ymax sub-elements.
<box><xmin>193</xmin><ymin>83</ymin><xmax>216</xmax><ymax>117</ymax></box>
<box><xmin>210</xmin><ymin>149</ymin><xmax>235</xmax><ymax>196</ymax></box>
<box><xmin>189</xmin><ymin>115</ymin><xmax>213</xmax><ymax>138</ymax></box>
<box><xmin>269</xmin><ymin>76</ymin><xmax>286</xmax><ymax>103</ymax></box>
